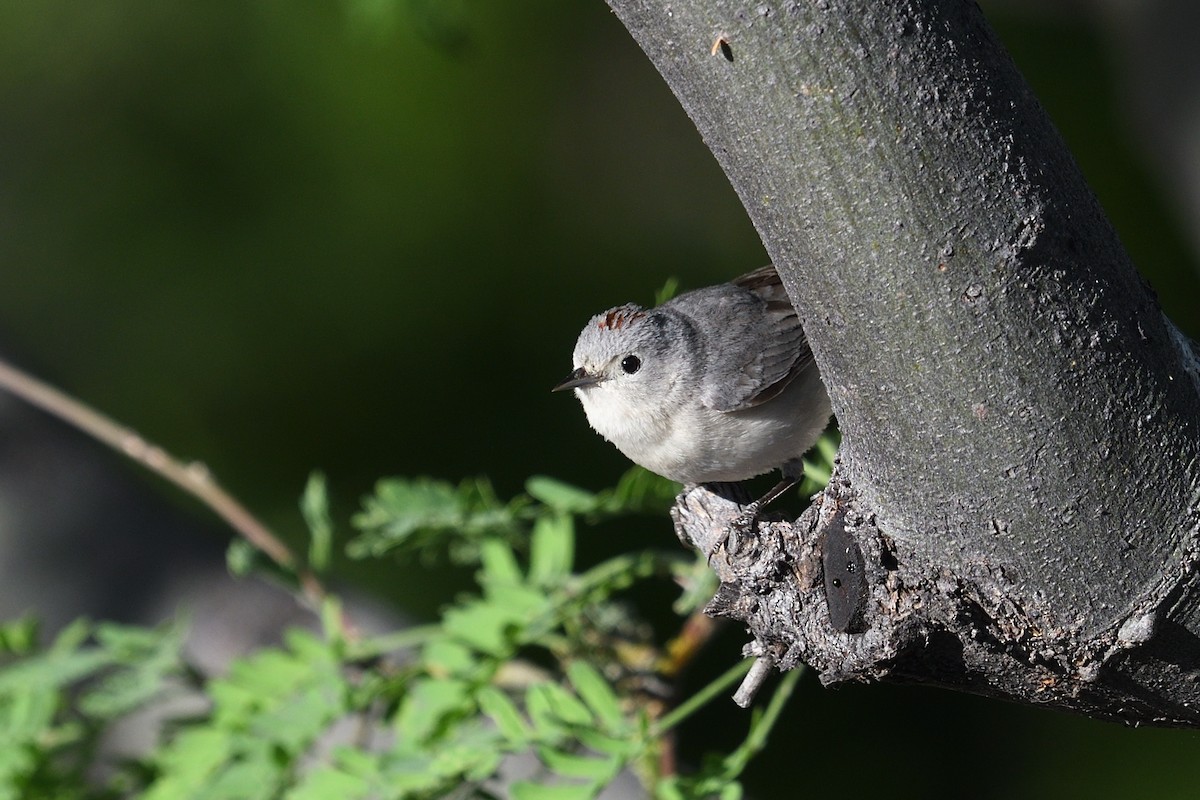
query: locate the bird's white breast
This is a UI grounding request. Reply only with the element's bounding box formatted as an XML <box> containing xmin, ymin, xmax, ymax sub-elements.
<box><xmin>576</xmin><ymin>369</ymin><xmax>829</xmax><ymax>485</ymax></box>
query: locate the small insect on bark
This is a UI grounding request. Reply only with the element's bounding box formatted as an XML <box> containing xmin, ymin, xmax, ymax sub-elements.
<box><xmin>711</xmin><ymin>35</ymin><xmax>733</xmax><ymax>62</ymax></box>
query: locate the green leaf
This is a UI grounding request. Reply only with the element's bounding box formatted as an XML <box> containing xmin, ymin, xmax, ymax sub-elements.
<box><xmin>575</xmin><ymin>727</ymin><xmax>636</xmax><ymax>758</ymax></box>
<box><xmin>565</xmin><ymin>662</ymin><xmax>624</xmax><ymax>733</ymax></box>
<box><xmin>323</xmin><ymin>746</ymin><xmax>385</xmax><ymax>787</ymax></box>
<box><xmin>320</xmin><ymin>595</ymin><xmax>346</xmax><ymax>647</ymax></box>
<box><xmin>479</xmin><ymin>537</ymin><xmax>524</xmax><ymax>586</ymax></box>
<box><xmin>302</xmin><ymin>471</ymin><xmax>334</xmax><ymax>572</ymax></box>
<box><xmin>249</xmin><ymin>683</ymin><xmax>345</xmax><ymax>757</ymax></box>
<box><xmin>482</xmin><ymin>582</ymin><xmax>548</xmax><ymax>619</ymax></box>
<box><xmin>476</xmin><ymin>686</ymin><xmax>530</xmax><ymax>745</ymax></box>
<box><xmin>794</xmin><ymin>430</ymin><xmax>840</xmax><ymax>495</ymax></box>
<box><xmin>527</xmin><ymin>515</ymin><xmax>574</xmax><ymax>587</ymax></box>
<box><xmin>286</xmin><ymin>766</ymin><xmax>373</xmax><ymax>800</ymax></box>
<box><xmin>0</xmin><ymin>646</ymin><xmax>111</xmax><ymax>697</ymax></box>
<box><xmin>511</xmin><ymin>780</ymin><xmax>598</xmax><ymax>800</ymax></box>
<box><xmin>0</xmin><ymin>683</ymin><xmax>58</xmax><ymax>739</ymax></box>
<box><xmin>720</xmin><ymin>782</ymin><xmax>745</xmax><ymax>800</ymax></box>
<box><xmin>442</xmin><ymin>599</ymin><xmax>524</xmax><ymax>656</ymax></box>
<box><xmin>217</xmin><ymin>651</ymin><xmax>309</xmax><ymax>712</ymax></box>
<box><xmin>51</xmin><ymin>617</ymin><xmax>91</xmax><ymax>653</ymax></box>
<box><xmin>801</xmin><ymin>457</ymin><xmax>831</xmax><ymax>486</ymax></box>
<box><xmin>526</xmin><ymin>683</ymin><xmax>593</xmax><ymax>738</ymax></box>
<box><xmin>656</xmin><ymin>751</ymin><xmax>745</xmax><ymax>800</ymax></box>
<box><xmin>422</xmin><ymin>638</ymin><xmax>476</xmax><ymax>678</ymax></box>
<box><xmin>142</xmin><ymin>728</ymin><xmax>231</xmax><ymax>800</ymax></box>
<box><xmin>92</xmin><ymin>620</ymin><xmax>170</xmax><ymax>656</ymax></box>
<box><xmin>203</xmin><ymin>630</ymin><xmax>341</xmax><ymax>741</ymax></box>
<box><xmin>655</xmin><ymin>777</ymin><xmax>686</xmax><ymax>800</ymax></box>
<box><xmin>671</xmin><ymin>552</ymin><xmax>721</xmax><ymax>616</ymax></box>
<box><xmin>538</xmin><ymin>746</ymin><xmax>619</xmax><ymax>780</ymax></box>
<box><xmin>525</xmin><ymin>476</ymin><xmax>599</xmax><ymax>514</ymax></box>
<box><xmin>654</xmin><ymin>276</ymin><xmax>681</xmax><ymax>305</ymax></box>
<box><xmin>816</xmin><ymin>428</ymin><xmax>840</xmax><ymax>463</ymax></box>
<box><xmin>205</xmin><ymin>755</ymin><xmax>286</xmax><ymax>798</ymax></box>
<box><xmin>0</xmin><ymin>616</ymin><xmax>38</xmax><ymax>655</ymax></box>
<box><xmin>428</xmin><ymin>724</ymin><xmax>505</xmax><ymax>781</ymax></box>
<box><xmin>0</xmin><ymin>745</ymin><xmax>39</xmax><ymax>800</ymax></box>
<box><xmin>373</xmin><ymin>753</ymin><xmax>444</xmax><ymax>794</ymax></box>
<box><xmin>284</xmin><ymin>627</ymin><xmax>331</xmax><ymax>661</ymax></box>
<box><xmin>598</xmin><ymin>467</ymin><xmax>680</xmax><ymax>515</ymax></box>
<box><xmin>79</xmin><ymin>669</ymin><xmax>165</xmax><ymax>719</ymax></box>
<box><xmin>394</xmin><ymin>678</ymin><xmax>470</xmax><ymax>743</ymax></box>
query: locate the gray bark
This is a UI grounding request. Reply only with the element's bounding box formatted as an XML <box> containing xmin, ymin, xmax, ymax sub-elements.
<box><xmin>608</xmin><ymin>0</ymin><xmax>1200</xmax><ymax>725</ymax></box>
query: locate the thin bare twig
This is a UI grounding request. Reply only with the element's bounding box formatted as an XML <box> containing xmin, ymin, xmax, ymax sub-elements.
<box><xmin>0</xmin><ymin>356</ymin><xmax>329</xmax><ymax>612</ymax></box>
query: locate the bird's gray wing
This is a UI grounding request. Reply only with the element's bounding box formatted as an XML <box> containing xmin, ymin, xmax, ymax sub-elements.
<box><xmin>698</xmin><ymin>265</ymin><xmax>815</xmax><ymax>412</ymax></box>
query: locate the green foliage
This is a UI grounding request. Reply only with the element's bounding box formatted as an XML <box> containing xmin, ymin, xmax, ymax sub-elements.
<box><xmin>0</xmin><ymin>618</ymin><xmax>186</xmax><ymax>799</ymax></box>
<box><xmin>796</xmin><ymin>429</ymin><xmax>840</xmax><ymax>498</ymax></box>
<box><xmin>0</xmin><ymin>454</ymin><xmax>837</xmax><ymax>799</ymax></box>
<box><xmin>347</xmin><ymin>468</ymin><xmax>680</xmax><ymax>565</ymax></box>
<box><xmin>348</xmin><ymin>476</ymin><xmax>528</xmax><ymax>563</ymax></box>
<box><xmin>142</xmin><ymin>628</ymin><xmax>347</xmax><ymax>799</ymax></box>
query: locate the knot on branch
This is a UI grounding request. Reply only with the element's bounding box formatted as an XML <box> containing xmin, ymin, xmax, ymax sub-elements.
<box><xmin>673</xmin><ymin>474</ymin><xmax>934</xmax><ymax>689</ymax></box>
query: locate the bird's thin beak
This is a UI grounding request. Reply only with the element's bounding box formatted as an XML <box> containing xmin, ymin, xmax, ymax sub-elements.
<box><xmin>552</xmin><ymin>367</ymin><xmax>602</xmax><ymax>392</ymax></box>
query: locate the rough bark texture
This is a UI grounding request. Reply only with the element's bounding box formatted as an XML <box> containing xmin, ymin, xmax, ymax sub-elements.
<box><xmin>609</xmin><ymin>0</ymin><xmax>1200</xmax><ymax>725</ymax></box>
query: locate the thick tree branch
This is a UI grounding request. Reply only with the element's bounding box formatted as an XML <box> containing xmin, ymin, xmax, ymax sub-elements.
<box><xmin>609</xmin><ymin>0</ymin><xmax>1200</xmax><ymax>724</ymax></box>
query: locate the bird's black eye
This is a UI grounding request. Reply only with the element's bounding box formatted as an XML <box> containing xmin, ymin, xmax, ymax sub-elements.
<box><xmin>620</xmin><ymin>355</ymin><xmax>641</xmax><ymax>374</ymax></box>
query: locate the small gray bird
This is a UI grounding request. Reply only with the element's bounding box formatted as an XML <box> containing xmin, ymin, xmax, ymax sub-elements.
<box><xmin>554</xmin><ymin>265</ymin><xmax>831</xmax><ymax>520</ymax></box>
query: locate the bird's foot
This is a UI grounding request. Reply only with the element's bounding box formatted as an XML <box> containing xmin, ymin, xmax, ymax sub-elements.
<box><xmin>709</xmin><ymin>500</ymin><xmax>761</xmax><ymax>563</ymax></box>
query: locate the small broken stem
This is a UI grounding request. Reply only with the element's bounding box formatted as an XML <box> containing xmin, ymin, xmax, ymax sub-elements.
<box><xmin>0</xmin><ymin>356</ymin><xmax>328</xmax><ymax>613</ymax></box>
<box><xmin>732</xmin><ymin>655</ymin><xmax>776</xmax><ymax>708</ymax></box>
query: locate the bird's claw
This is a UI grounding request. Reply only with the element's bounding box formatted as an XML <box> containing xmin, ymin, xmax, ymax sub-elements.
<box><xmin>707</xmin><ymin>501</ymin><xmax>761</xmax><ymax>563</ymax></box>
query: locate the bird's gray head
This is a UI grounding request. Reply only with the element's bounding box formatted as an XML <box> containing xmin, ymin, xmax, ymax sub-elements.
<box><xmin>552</xmin><ymin>303</ymin><xmax>697</xmax><ymax>426</ymax></box>
<box><xmin>554</xmin><ymin>266</ymin><xmax>830</xmax><ymax>486</ymax></box>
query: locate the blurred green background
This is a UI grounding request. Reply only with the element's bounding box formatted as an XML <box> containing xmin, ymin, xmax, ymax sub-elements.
<box><xmin>1</xmin><ymin>1</ymin><xmax>1198</xmax><ymax>797</ymax></box>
